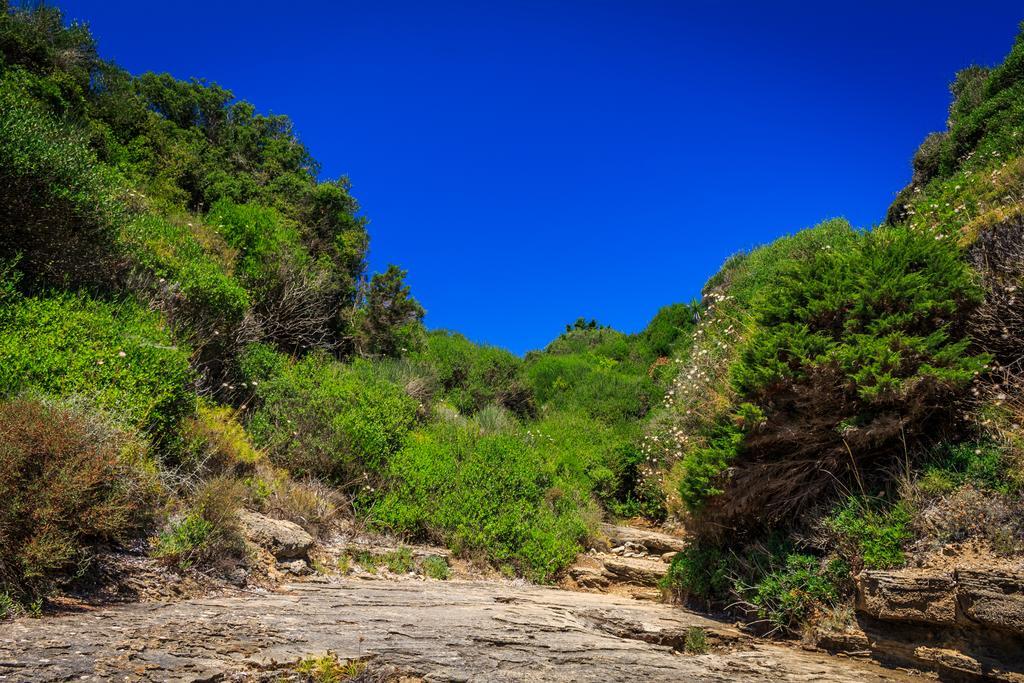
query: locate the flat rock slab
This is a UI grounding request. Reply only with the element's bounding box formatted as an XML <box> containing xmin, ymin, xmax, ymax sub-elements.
<box><xmin>1</xmin><ymin>579</ymin><xmax>915</xmax><ymax>682</ymax></box>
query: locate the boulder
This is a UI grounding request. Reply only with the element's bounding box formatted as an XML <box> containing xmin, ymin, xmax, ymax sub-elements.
<box><xmin>239</xmin><ymin>511</ymin><xmax>313</xmax><ymax>560</ymax></box>
<box><xmin>601</xmin><ymin>524</ymin><xmax>686</xmax><ymax>555</ymax></box>
<box><xmin>855</xmin><ymin>569</ymin><xmax>957</xmax><ymax>625</ymax></box>
<box><xmin>602</xmin><ymin>556</ymin><xmax>668</xmax><ymax>587</ymax></box>
<box><xmin>569</xmin><ymin>566</ymin><xmax>610</xmax><ymax>589</ymax></box>
<box><xmin>955</xmin><ymin>568</ymin><xmax>1024</xmax><ymax>635</ymax></box>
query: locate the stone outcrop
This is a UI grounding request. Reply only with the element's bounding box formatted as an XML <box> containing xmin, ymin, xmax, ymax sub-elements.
<box><xmin>601</xmin><ymin>524</ymin><xmax>687</xmax><ymax>555</ymax></box>
<box><xmin>239</xmin><ymin>511</ymin><xmax>314</xmax><ymax>560</ymax></box>
<box><xmin>821</xmin><ymin>566</ymin><xmax>1024</xmax><ymax>681</ymax></box>
<box><xmin>0</xmin><ymin>578</ymin><xmax>917</xmax><ymax>682</ymax></box>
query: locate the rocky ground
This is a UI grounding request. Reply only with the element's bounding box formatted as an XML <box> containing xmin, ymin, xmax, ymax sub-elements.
<box><xmin>1</xmin><ymin>577</ymin><xmax>918</xmax><ymax>682</ymax></box>
<box><xmin>3</xmin><ymin>517</ymin><xmax>1020</xmax><ymax>681</ymax></box>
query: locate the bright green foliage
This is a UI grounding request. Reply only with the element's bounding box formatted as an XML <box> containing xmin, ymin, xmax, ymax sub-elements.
<box><xmin>295</xmin><ymin>653</ymin><xmax>367</xmax><ymax>682</ymax></box>
<box><xmin>919</xmin><ymin>440</ymin><xmax>1015</xmax><ymax>495</ymax></box>
<box><xmin>525</xmin><ymin>352</ymin><xmax>660</xmax><ymax>425</ymax></box>
<box><xmin>734</xmin><ymin>223</ymin><xmax>984</xmax><ymax>400</ymax></box>
<box><xmin>152</xmin><ymin>513</ymin><xmax>214</xmax><ymax>569</ymax></box>
<box><xmin>675</xmin><ymin>220</ymin><xmax>986</xmax><ymax>525</ymax></box>
<box><xmin>371</xmin><ymin>418</ymin><xmax>602</xmax><ymax>582</ymax></box>
<box><xmin>0</xmin><ymin>292</ymin><xmax>194</xmax><ymax>442</ymax></box>
<box><xmin>639</xmin><ymin>302</ymin><xmax>699</xmax><ymax>359</ymax></box>
<box><xmin>676</xmin><ymin>423</ymin><xmax>744</xmax><ymax>509</ymax></box>
<box><xmin>245</xmin><ymin>350</ymin><xmax>418</xmax><ymax>483</ymax></box>
<box><xmin>207</xmin><ymin>200</ymin><xmax>305</xmax><ymax>294</ymax></box>
<box><xmin>751</xmin><ymin>554</ymin><xmax>849</xmax><ymax>633</ymax></box>
<box><xmin>122</xmin><ymin>213</ymin><xmax>250</xmax><ymax>324</ymax></box>
<box><xmin>414</xmin><ymin>330</ymin><xmax>534</xmax><ymax>416</ymax></box>
<box><xmin>824</xmin><ymin>497</ymin><xmax>912</xmax><ymax>570</ymax></box>
<box><xmin>384</xmin><ymin>547</ymin><xmax>413</xmax><ymax>574</ymax></box>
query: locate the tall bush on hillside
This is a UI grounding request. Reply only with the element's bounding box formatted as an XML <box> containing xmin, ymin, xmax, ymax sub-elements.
<box><xmin>668</xmin><ymin>221</ymin><xmax>987</xmax><ymax>536</ymax></box>
<box><xmin>0</xmin><ymin>70</ymin><xmax>126</xmax><ymax>289</ymax></box>
<box><xmin>243</xmin><ymin>348</ymin><xmax>418</xmax><ymax>484</ymax></box>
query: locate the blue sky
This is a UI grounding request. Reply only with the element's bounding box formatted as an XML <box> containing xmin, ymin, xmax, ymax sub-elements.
<box><xmin>59</xmin><ymin>1</ymin><xmax>1023</xmax><ymax>354</ymax></box>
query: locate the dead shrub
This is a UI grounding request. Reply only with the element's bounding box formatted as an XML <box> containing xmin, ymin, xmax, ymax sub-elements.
<box><xmin>0</xmin><ymin>398</ymin><xmax>162</xmax><ymax>598</ymax></box>
<box><xmin>912</xmin><ymin>484</ymin><xmax>1024</xmax><ymax>555</ymax></box>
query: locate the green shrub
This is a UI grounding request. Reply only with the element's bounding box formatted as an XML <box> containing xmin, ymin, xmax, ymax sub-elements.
<box><xmin>245</xmin><ymin>351</ymin><xmax>418</xmax><ymax>484</ymax></box>
<box><xmin>684</xmin><ymin>627</ymin><xmax>708</xmax><ymax>654</ymax></box>
<box><xmin>371</xmin><ymin>420</ymin><xmax>598</xmax><ymax>581</ymax></box>
<box><xmin>824</xmin><ymin>497</ymin><xmax>912</xmax><ymax>570</ymax></box>
<box><xmin>679</xmin><ymin>220</ymin><xmax>986</xmax><ymax>532</ymax></box>
<box><xmin>421</xmin><ymin>555</ymin><xmax>450</xmax><ymax>580</ymax></box>
<box><xmin>661</xmin><ymin>543</ymin><xmax>732</xmax><ymax>605</ymax></box>
<box><xmin>0</xmin><ymin>69</ymin><xmax>127</xmax><ymax>288</ymax></box>
<box><xmin>121</xmin><ymin>213</ymin><xmax>249</xmax><ymax>325</ymax></box>
<box><xmin>920</xmin><ymin>440</ymin><xmax>1013</xmax><ymax>495</ymax></box>
<box><xmin>153</xmin><ymin>477</ymin><xmax>247</xmax><ymax>571</ymax></box>
<box><xmin>207</xmin><ymin>200</ymin><xmax>306</xmax><ymax>294</ymax></box>
<box><xmin>0</xmin><ymin>292</ymin><xmax>195</xmax><ymax>444</ymax></box>
<box><xmin>750</xmin><ymin>554</ymin><xmax>849</xmax><ymax>633</ymax></box>
<box><xmin>384</xmin><ymin>547</ymin><xmax>413</xmax><ymax>574</ymax></box>
<box><xmin>414</xmin><ymin>331</ymin><xmax>534</xmax><ymax>417</ymax></box>
<box><xmin>0</xmin><ymin>398</ymin><xmax>161</xmax><ymax>599</ymax></box>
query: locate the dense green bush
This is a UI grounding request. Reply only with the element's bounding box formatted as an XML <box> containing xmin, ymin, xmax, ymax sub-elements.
<box><xmin>244</xmin><ymin>349</ymin><xmax>418</xmax><ymax>484</ymax></box>
<box><xmin>0</xmin><ymin>398</ymin><xmax>161</xmax><ymax>599</ymax></box>
<box><xmin>0</xmin><ymin>69</ymin><xmax>126</xmax><ymax>288</ymax></box>
<box><xmin>750</xmin><ymin>554</ymin><xmax>849</xmax><ymax>633</ymax></box>
<box><xmin>680</xmin><ymin>221</ymin><xmax>986</xmax><ymax>532</ymax></box>
<box><xmin>122</xmin><ymin>212</ymin><xmax>249</xmax><ymax>326</ymax></box>
<box><xmin>414</xmin><ymin>331</ymin><xmax>534</xmax><ymax>416</ymax></box>
<box><xmin>0</xmin><ymin>292</ymin><xmax>195</xmax><ymax>443</ymax></box>
<box><xmin>371</xmin><ymin>416</ymin><xmax>603</xmax><ymax>581</ymax></box>
<box><xmin>661</xmin><ymin>543</ymin><xmax>732</xmax><ymax>606</ymax></box>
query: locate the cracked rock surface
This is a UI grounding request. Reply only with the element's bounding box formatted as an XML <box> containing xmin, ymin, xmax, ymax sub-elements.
<box><xmin>1</xmin><ymin>578</ymin><xmax>916</xmax><ymax>682</ymax></box>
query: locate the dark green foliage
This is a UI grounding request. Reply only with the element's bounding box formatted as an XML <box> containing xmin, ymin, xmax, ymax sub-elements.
<box><xmin>0</xmin><ymin>398</ymin><xmax>161</xmax><ymax>599</ymax></box>
<box><xmin>919</xmin><ymin>440</ymin><xmax>1015</xmax><ymax>495</ymax></box>
<box><xmin>750</xmin><ymin>554</ymin><xmax>849</xmax><ymax>633</ymax></box>
<box><xmin>0</xmin><ymin>292</ymin><xmax>195</xmax><ymax>443</ymax></box>
<box><xmin>639</xmin><ymin>302</ymin><xmax>699</xmax><ymax>359</ymax></box>
<box><xmin>661</xmin><ymin>543</ymin><xmax>732</xmax><ymax>605</ymax></box>
<box><xmin>0</xmin><ymin>70</ymin><xmax>126</xmax><ymax>289</ymax></box>
<box><xmin>353</xmin><ymin>265</ymin><xmax>425</xmax><ymax>358</ymax></box>
<box><xmin>371</xmin><ymin>412</ymin><xmax>613</xmax><ymax>581</ymax></box>
<box><xmin>682</xmin><ymin>220</ymin><xmax>986</xmax><ymax>532</ymax></box>
<box><xmin>244</xmin><ymin>350</ymin><xmax>418</xmax><ymax>484</ymax></box>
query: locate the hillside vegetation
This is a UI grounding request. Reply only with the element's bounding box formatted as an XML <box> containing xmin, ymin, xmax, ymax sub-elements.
<box><xmin>653</xmin><ymin>26</ymin><xmax>1024</xmax><ymax>632</ymax></box>
<box><xmin>0</xmin><ymin>2</ymin><xmax>695</xmax><ymax>612</ymax></box>
<box><xmin>1</xmin><ymin>1</ymin><xmax>1022</xmax><ymax>640</ymax></box>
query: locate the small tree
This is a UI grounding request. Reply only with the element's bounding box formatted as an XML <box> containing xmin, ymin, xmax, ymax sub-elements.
<box><xmin>354</xmin><ymin>265</ymin><xmax>424</xmax><ymax>358</ymax></box>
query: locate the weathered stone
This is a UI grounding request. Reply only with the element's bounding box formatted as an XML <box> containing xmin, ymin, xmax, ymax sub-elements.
<box><xmin>0</xmin><ymin>579</ymin><xmax>917</xmax><ymax>682</ymax></box>
<box><xmin>601</xmin><ymin>524</ymin><xmax>687</xmax><ymax>555</ymax></box>
<box><xmin>956</xmin><ymin>568</ymin><xmax>1024</xmax><ymax>635</ymax></box>
<box><xmin>855</xmin><ymin>569</ymin><xmax>957</xmax><ymax>625</ymax></box>
<box><xmin>603</xmin><ymin>556</ymin><xmax>668</xmax><ymax>587</ymax></box>
<box><xmin>661</xmin><ymin>551</ymin><xmax>678</xmax><ymax>563</ymax></box>
<box><xmin>570</xmin><ymin>566</ymin><xmax>610</xmax><ymax>589</ymax></box>
<box><xmin>279</xmin><ymin>559</ymin><xmax>312</xmax><ymax>576</ymax></box>
<box><xmin>239</xmin><ymin>511</ymin><xmax>313</xmax><ymax>560</ymax></box>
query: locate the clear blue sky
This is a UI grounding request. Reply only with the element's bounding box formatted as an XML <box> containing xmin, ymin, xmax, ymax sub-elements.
<box><xmin>59</xmin><ymin>1</ymin><xmax>1023</xmax><ymax>354</ymax></box>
